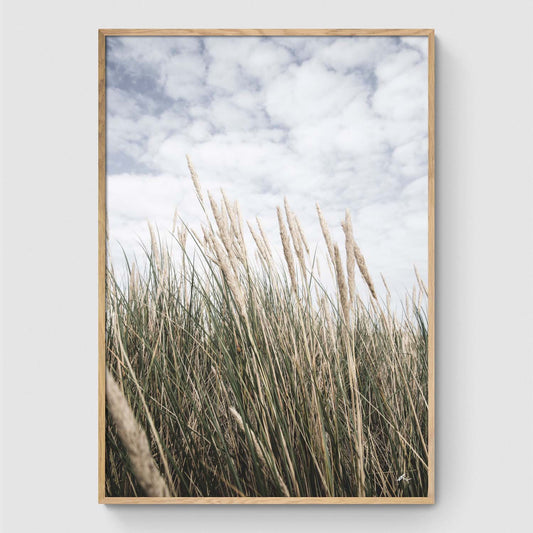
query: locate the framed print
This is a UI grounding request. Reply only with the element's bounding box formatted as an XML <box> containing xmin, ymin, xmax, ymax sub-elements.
<box><xmin>98</xmin><ymin>29</ymin><xmax>435</xmax><ymax>504</ymax></box>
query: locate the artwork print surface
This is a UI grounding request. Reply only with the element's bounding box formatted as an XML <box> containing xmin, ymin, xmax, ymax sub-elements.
<box><xmin>102</xmin><ymin>31</ymin><xmax>433</xmax><ymax>502</ymax></box>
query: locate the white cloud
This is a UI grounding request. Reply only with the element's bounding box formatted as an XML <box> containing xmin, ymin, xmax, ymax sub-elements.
<box><xmin>314</xmin><ymin>37</ymin><xmax>396</xmax><ymax>72</ymax></box>
<box><xmin>163</xmin><ymin>53</ymin><xmax>208</xmax><ymax>102</ymax></box>
<box><xmin>265</xmin><ymin>58</ymin><xmax>364</xmax><ymax>127</ymax></box>
<box><xmin>373</xmin><ymin>48</ymin><xmax>428</xmax><ymax>121</ymax></box>
<box><xmin>106</xmin><ymin>35</ymin><xmax>429</xmax><ymax>303</ymax></box>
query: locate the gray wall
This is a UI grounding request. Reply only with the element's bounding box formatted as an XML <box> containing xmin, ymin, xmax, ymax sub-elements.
<box><xmin>2</xmin><ymin>0</ymin><xmax>532</xmax><ymax>531</ymax></box>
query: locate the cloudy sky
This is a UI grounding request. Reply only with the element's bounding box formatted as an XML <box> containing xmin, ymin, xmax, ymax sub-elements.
<box><xmin>106</xmin><ymin>35</ymin><xmax>428</xmax><ymax>303</ymax></box>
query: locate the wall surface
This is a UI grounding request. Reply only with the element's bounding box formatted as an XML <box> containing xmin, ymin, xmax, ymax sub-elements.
<box><xmin>2</xmin><ymin>1</ymin><xmax>533</xmax><ymax>531</ymax></box>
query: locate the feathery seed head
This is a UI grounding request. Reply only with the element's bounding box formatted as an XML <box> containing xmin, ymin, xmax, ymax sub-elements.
<box><xmin>106</xmin><ymin>369</ymin><xmax>170</xmax><ymax>497</ymax></box>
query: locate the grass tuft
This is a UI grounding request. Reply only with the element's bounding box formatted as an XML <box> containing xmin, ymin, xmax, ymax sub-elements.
<box><xmin>105</xmin><ymin>160</ymin><xmax>428</xmax><ymax>498</ymax></box>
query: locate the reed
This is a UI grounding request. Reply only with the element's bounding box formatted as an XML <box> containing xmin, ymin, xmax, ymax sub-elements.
<box><xmin>256</xmin><ymin>216</ymin><xmax>273</xmax><ymax>260</ymax></box>
<box><xmin>229</xmin><ymin>407</ymin><xmax>290</xmax><ymax>497</ymax></box>
<box><xmin>352</xmin><ymin>232</ymin><xmax>377</xmax><ymax>300</ymax></box>
<box><xmin>341</xmin><ymin>210</ymin><xmax>357</xmax><ymax>306</ymax></box>
<box><xmin>105</xmin><ymin>369</ymin><xmax>170</xmax><ymax>497</ymax></box>
<box><xmin>284</xmin><ymin>197</ymin><xmax>306</xmax><ymax>276</ymax></box>
<box><xmin>277</xmin><ymin>206</ymin><xmax>297</xmax><ymax>292</ymax></box>
<box><xmin>333</xmin><ymin>243</ymin><xmax>350</xmax><ymax>322</ymax></box>
<box><xmin>316</xmin><ymin>202</ymin><xmax>335</xmax><ymax>264</ymax></box>
<box><xmin>186</xmin><ymin>154</ymin><xmax>204</xmax><ymax>207</ymax></box>
<box><xmin>105</xmin><ymin>159</ymin><xmax>428</xmax><ymax>498</ymax></box>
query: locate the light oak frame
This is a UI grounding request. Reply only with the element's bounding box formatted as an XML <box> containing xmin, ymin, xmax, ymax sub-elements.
<box><xmin>98</xmin><ymin>28</ymin><xmax>435</xmax><ymax>505</ymax></box>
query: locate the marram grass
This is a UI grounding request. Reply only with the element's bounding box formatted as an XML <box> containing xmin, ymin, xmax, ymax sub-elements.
<box><xmin>105</xmin><ymin>160</ymin><xmax>428</xmax><ymax>498</ymax></box>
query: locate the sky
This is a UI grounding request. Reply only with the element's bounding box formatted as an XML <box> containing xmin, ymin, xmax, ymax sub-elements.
<box><xmin>106</xmin><ymin>35</ymin><xmax>428</xmax><ymax>304</ymax></box>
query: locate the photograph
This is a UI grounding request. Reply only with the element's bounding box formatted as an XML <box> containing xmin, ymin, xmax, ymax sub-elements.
<box><xmin>99</xmin><ymin>29</ymin><xmax>434</xmax><ymax>503</ymax></box>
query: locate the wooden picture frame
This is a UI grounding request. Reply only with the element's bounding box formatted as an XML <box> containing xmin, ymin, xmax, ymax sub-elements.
<box><xmin>99</xmin><ymin>28</ymin><xmax>435</xmax><ymax>504</ymax></box>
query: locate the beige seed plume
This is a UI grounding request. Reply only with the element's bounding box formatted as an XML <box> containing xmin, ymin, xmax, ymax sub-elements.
<box><xmin>229</xmin><ymin>407</ymin><xmax>290</xmax><ymax>497</ymax></box>
<box><xmin>208</xmin><ymin>191</ymin><xmax>227</xmax><ymax>239</ymax></box>
<box><xmin>381</xmin><ymin>273</ymin><xmax>391</xmax><ymax>311</ymax></box>
<box><xmin>294</xmin><ymin>214</ymin><xmax>310</xmax><ymax>255</ymax></box>
<box><xmin>105</xmin><ymin>369</ymin><xmax>170</xmax><ymax>497</ymax></box>
<box><xmin>148</xmin><ymin>222</ymin><xmax>161</xmax><ymax>271</ymax></box>
<box><xmin>277</xmin><ymin>206</ymin><xmax>297</xmax><ymax>293</ymax></box>
<box><xmin>414</xmin><ymin>265</ymin><xmax>428</xmax><ymax>297</ymax></box>
<box><xmin>284</xmin><ymin>198</ymin><xmax>306</xmax><ymax>276</ymax></box>
<box><xmin>234</xmin><ymin>202</ymin><xmax>249</xmax><ymax>263</ymax></box>
<box><xmin>221</xmin><ymin>191</ymin><xmax>248</xmax><ymax>266</ymax></box>
<box><xmin>256</xmin><ymin>217</ymin><xmax>273</xmax><ymax>259</ymax></box>
<box><xmin>178</xmin><ymin>225</ymin><xmax>187</xmax><ymax>249</ymax></box>
<box><xmin>380</xmin><ymin>272</ymin><xmax>391</xmax><ymax>297</ymax></box>
<box><xmin>247</xmin><ymin>221</ymin><xmax>271</xmax><ymax>266</ymax></box>
<box><xmin>221</xmin><ymin>191</ymin><xmax>242</xmax><ymax>244</ymax></box>
<box><xmin>208</xmin><ymin>191</ymin><xmax>240</xmax><ymax>277</ymax></box>
<box><xmin>171</xmin><ymin>208</ymin><xmax>179</xmax><ymax>235</ymax></box>
<box><xmin>226</xmin><ymin>195</ymin><xmax>247</xmax><ymax>262</ymax></box>
<box><xmin>207</xmin><ymin>230</ymin><xmax>246</xmax><ymax>316</ymax></box>
<box><xmin>353</xmin><ymin>237</ymin><xmax>377</xmax><ymax>300</ymax></box>
<box><xmin>220</xmin><ymin>195</ymin><xmax>241</xmax><ymax>257</ymax></box>
<box><xmin>341</xmin><ymin>210</ymin><xmax>357</xmax><ymax>306</ymax></box>
<box><xmin>128</xmin><ymin>262</ymin><xmax>138</xmax><ymax>301</ymax></box>
<box><xmin>199</xmin><ymin>224</ymin><xmax>212</xmax><ymax>252</ymax></box>
<box><xmin>334</xmin><ymin>243</ymin><xmax>350</xmax><ymax>322</ymax></box>
<box><xmin>186</xmin><ymin>155</ymin><xmax>204</xmax><ymax>206</ymax></box>
<box><xmin>316</xmin><ymin>203</ymin><xmax>335</xmax><ymax>264</ymax></box>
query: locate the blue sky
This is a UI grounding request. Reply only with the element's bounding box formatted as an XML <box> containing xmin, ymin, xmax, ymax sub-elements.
<box><xmin>106</xmin><ymin>35</ymin><xmax>428</xmax><ymax>303</ymax></box>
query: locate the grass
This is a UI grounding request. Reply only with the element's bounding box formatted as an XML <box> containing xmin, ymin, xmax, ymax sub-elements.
<box><xmin>105</xmin><ymin>160</ymin><xmax>429</xmax><ymax>498</ymax></box>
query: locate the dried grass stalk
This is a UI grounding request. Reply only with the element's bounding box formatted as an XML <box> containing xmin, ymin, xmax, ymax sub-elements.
<box><xmin>221</xmin><ymin>190</ymin><xmax>247</xmax><ymax>265</ymax></box>
<box><xmin>186</xmin><ymin>155</ymin><xmax>204</xmax><ymax>207</ymax></box>
<box><xmin>128</xmin><ymin>262</ymin><xmax>138</xmax><ymax>301</ymax></box>
<box><xmin>381</xmin><ymin>272</ymin><xmax>391</xmax><ymax>311</ymax></box>
<box><xmin>233</xmin><ymin>201</ymin><xmax>248</xmax><ymax>264</ymax></box>
<box><xmin>341</xmin><ymin>210</ymin><xmax>357</xmax><ymax>306</ymax></box>
<box><xmin>171</xmin><ymin>208</ymin><xmax>179</xmax><ymax>235</ymax></box>
<box><xmin>316</xmin><ymin>203</ymin><xmax>335</xmax><ymax>264</ymax></box>
<box><xmin>334</xmin><ymin>243</ymin><xmax>350</xmax><ymax>322</ymax></box>
<box><xmin>380</xmin><ymin>272</ymin><xmax>391</xmax><ymax>297</ymax></box>
<box><xmin>177</xmin><ymin>225</ymin><xmax>187</xmax><ymax>249</ymax></box>
<box><xmin>284</xmin><ymin>197</ymin><xmax>306</xmax><ymax>275</ymax></box>
<box><xmin>277</xmin><ymin>206</ymin><xmax>297</xmax><ymax>292</ymax></box>
<box><xmin>294</xmin><ymin>214</ymin><xmax>310</xmax><ymax>255</ymax></box>
<box><xmin>414</xmin><ymin>265</ymin><xmax>428</xmax><ymax>297</ymax></box>
<box><xmin>207</xmin><ymin>230</ymin><xmax>246</xmax><ymax>316</ymax></box>
<box><xmin>248</xmin><ymin>221</ymin><xmax>271</xmax><ymax>266</ymax></box>
<box><xmin>229</xmin><ymin>407</ymin><xmax>290</xmax><ymax>497</ymax></box>
<box><xmin>351</xmin><ymin>229</ymin><xmax>377</xmax><ymax>299</ymax></box>
<box><xmin>208</xmin><ymin>191</ymin><xmax>240</xmax><ymax>276</ymax></box>
<box><xmin>256</xmin><ymin>217</ymin><xmax>273</xmax><ymax>259</ymax></box>
<box><xmin>106</xmin><ymin>369</ymin><xmax>170</xmax><ymax>497</ymax></box>
<box><xmin>148</xmin><ymin>222</ymin><xmax>161</xmax><ymax>271</ymax></box>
